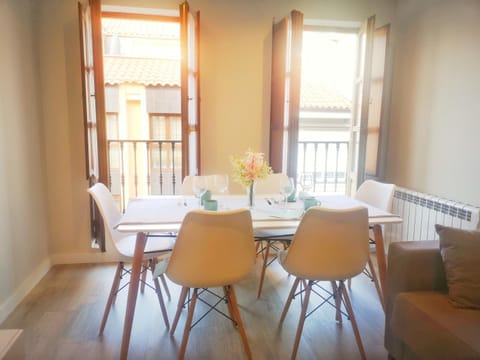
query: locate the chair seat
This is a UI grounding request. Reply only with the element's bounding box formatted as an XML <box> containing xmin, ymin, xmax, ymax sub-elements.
<box><xmin>115</xmin><ymin>234</ymin><xmax>174</xmax><ymax>259</ymax></box>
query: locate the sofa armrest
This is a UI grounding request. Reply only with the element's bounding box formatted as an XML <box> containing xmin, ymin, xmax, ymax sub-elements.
<box><xmin>385</xmin><ymin>240</ymin><xmax>447</xmax><ymax>358</ymax></box>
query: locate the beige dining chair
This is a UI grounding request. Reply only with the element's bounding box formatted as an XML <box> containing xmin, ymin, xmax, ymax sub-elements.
<box><xmin>165</xmin><ymin>209</ymin><xmax>255</xmax><ymax>360</ymax></box>
<box><xmin>87</xmin><ymin>183</ymin><xmax>173</xmax><ymax>334</ymax></box>
<box><xmin>349</xmin><ymin>179</ymin><xmax>395</xmax><ymax>307</ymax></box>
<box><xmin>278</xmin><ymin>206</ymin><xmax>370</xmax><ymax>360</ymax></box>
<box><xmin>254</xmin><ymin>173</ymin><xmax>294</xmax><ymax>298</ymax></box>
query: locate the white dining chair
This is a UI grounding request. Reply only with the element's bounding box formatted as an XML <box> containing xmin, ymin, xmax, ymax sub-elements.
<box><xmin>87</xmin><ymin>183</ymin><xmax>174</xmax><ymax>334</ymax></box>
<box><xmin>350</xmin><ymin>179</ymin><xmax>395</xmax><ymax>307</ymax></box>
<box><xmin>165</xmin><ymin>209</ymin><xmax>255</xmax><ymax>360</ymax></box>
<box><xmin>278</xmin><ymin>206</ymin><xmax>370</xmax><ymax>359</ymax></box>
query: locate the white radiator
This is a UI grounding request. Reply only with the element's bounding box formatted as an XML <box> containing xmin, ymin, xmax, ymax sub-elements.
<box><xmin>385</xmin><ymin>187</ymin><xmax>480</xmax><ymax>245</ymax></box>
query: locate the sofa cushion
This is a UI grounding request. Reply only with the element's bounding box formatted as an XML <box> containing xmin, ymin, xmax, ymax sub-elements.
<box><xmin>392</xmin><ymin>291</ymin><xmax>480</xmax><ymax>359</ymax></box>
<box><xmin>436</xmin><ymin>224</ymin><xmax>480</xmax><ymax>309</ymax></box>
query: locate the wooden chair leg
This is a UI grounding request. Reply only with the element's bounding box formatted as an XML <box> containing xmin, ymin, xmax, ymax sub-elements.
<box><xmin>291</xmin><ymin>280</ymin><xmax>312</xmax><ymax>360</ymax></box>
<box><xmin>159</xmin><ymin>274</ymin><xmax>171</xmax><ymax>301</ymax></box>
<box><xmin>255</xmin><ymin>240</ymin><xmax>262</xmax><ymax>257</ymax></box>
<box><xmin>367</xmin><ymin>256</ymin><xmax>384</xmax><ymax>309</ymax></box>
<box><xmin>280</xmin><ymin>277</ymin><xmax>301</xmax><ymax>324</ymax></box>
<box><xmin>223</xmin><ymin>286</ymin><xmax>236</xmax><ymax>328</ymax></box>
<box><xmin>257</xmin><ymin>240</ymin><xmax>271</xmax><ymax>298</ymax></box>
<box><xmin>171</xmin><ymin>287</ymin><xmax>189</xmax><ymax>335</ymax></box>
<box><xmin>227</xmin><ymin>286</ymin><xmax>253</xmax><ymax>360</ymax></box>
<box><xmin>152</xmin><ymin>257</ymin><xmax>171</xmax><ymax>301</ymax></box>
<box><xmin>340</xmin><ymin>281</ymin><xmax>366</xmax><ymax>360</ymax></box>
<box><xmin>99</xmin><ymin>262</ymin><xmax>123</xmax><ymax>335</ymax></box>
<box><xmin>178</xmin><ymin>288</ymin><xmax>198</xmax><ymax>360</ymax></box>
<box><xmin>330</xmin><ymin>281</ymin><xmax>342</xmax><ymax>324</ymax></box>
<box><xmin>152</xmin><ymin>274</ymin><xmax>170</xmax><ymax>330</ymax></box>
<box><xmin>111</xmin><ymin>262</ymin><xmax>124</xmax><ymax>305</ymax></box>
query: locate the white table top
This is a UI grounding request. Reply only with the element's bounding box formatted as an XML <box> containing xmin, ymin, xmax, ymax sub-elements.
<box><xmin>115</xmin><ymin>194</ymin><xmax>402</xmax><ymax>233</ymax></box>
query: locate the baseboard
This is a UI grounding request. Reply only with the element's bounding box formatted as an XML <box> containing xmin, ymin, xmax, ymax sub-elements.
<box><xmin>0</xmin><ymin>258</ymin><xmax>51</xmax><ymax>324</ymax></box>
<box><xmin>50</xmin><ymin>251</ymin><xmax>119</xmax><ymax>265</ymax></box>
<box><xmin>0</xmin><ymin>251</ymin><xmax>121</xmax><ymax>324</ymax></box>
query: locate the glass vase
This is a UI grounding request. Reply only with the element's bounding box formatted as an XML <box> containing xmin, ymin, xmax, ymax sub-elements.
<box><xmin>246</xmin><ymin>182</ymin><xmax>255</xmax><ymax>208</ymax></box>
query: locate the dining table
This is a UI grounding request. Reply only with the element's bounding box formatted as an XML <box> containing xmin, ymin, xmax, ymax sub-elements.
<box><xmin>114</xmin><ymin>193</ymin><xmax>402</xmax><ymax>360</ymax></box>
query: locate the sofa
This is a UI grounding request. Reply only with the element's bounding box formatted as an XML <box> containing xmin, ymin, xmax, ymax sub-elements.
<box><xmin>385</xmin><ymin>240</ymin><xmax>480</xmax><ymax>359</ymax></box>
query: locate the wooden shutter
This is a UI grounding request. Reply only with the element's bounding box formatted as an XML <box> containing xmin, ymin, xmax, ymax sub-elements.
<box><xmin>79</xmin><ymin>0</ymin><xmax>107</xmax><ymax>184</ymax></box>
<box><xmin>79</xmin><ymin>0</ymin><xmax>107</xmax><ymax>250</ymax></box>
<box><xmin>180</xmin><ymin>1</ymin><xmax>200</xmax><ymax>177</ymax></box>
<box><xmin>348</xmin><ymin>15</ymin><xmax>375</xmax><ymax>194</ymax></box>
<box><xmin>365</xmin><ymin>24</ymin><xmax>390</xmax><ymax>180</ymax></box>
<box><xmin>269</xmin><ymin>10</ymin><xmax>303</xmax><ymax>178</ymax></box>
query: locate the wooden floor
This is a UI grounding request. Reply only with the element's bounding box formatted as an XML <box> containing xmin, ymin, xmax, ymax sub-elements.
<box><xmin>1</xmin><ymin>257</ymin><xmax>388</xmax><ymax>360</ymax></box>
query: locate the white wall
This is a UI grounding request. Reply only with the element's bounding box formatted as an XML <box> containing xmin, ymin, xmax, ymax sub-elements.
<box><xmin>387</xmin><ymin>0</ymin><xmax>480</xmax><ymax>206</ymax></box>
<box><xmin>35</xmin><ymin>0</ymin><xmax>99</xmax><ymax>264</ymax></box>
<box><xmin>0</xmin><ymin>0</ymin><xmax>51</xmax><ymax>322</ymax></box>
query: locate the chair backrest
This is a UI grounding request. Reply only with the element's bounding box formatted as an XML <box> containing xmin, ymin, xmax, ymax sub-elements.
<box><xmin>354</xmin><ymin>180</ymin><xmax>395</xmax><ymax>212</ymax></box>
<box><xmin>181</xmin><ymin>174</ymin><xmax>229</xmax><ymax>195</ymax></box>
<box><xmin>282</xmin><ymin>207</ymin><xmax>370</xmax><ymax>280</ymax></box>
<box><xmin>254</xmin><ymin>173</ymin><xmax>289</xmax><ymax>195</ymax></box>
<box><xmin>166</xmin><ymin>209</ymin><xmax>255</xmax><ymax>288</ymax></box>
<box><xmin>87</xmin><ymin>183</ymin><xmax>123</xmax><ymax>246</ymax></box>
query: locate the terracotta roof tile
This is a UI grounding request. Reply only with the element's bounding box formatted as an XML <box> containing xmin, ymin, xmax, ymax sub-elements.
<box><xmin>102</xmin><ymin>18</ymin><xmax>179</xmax><ymax>39</ymax></box>
<box><xmin>103</xmin><ymin>56</ymin><xmax>180</xmax><ymax>87</ymax></box>
<box><xmin>300</xmin><ymin>82</ymin><xmax>351</xmax><ymax>111</ymax></box>
<box><xmin>103</xmin><ymin>56</ymin><xmax>351</xmax><ymax>111</ymax></box>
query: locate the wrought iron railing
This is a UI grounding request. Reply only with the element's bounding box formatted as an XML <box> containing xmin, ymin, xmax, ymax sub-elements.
<box><xmin>107</xmin><ymin>139</ymin><xmax>349</xmax><ymax>211</ymax></box>
<box><xmin>107</xmin><ymin>139</ymin><xmax>182</xmax><ymax>211</ymax></box>
<box><xmin>297</xmin><ymin>140</ymin><xmax>349</xmax><ymax>194</ymax></box>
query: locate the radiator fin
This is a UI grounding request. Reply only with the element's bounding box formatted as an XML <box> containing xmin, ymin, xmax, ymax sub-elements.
<box><xmin>385</xmin><ymin>187</ymin><xmax>480</xmax><ymax>244</ymax></box>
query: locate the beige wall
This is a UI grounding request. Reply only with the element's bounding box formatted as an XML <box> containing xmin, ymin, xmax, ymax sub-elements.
<box><xmin>387</xmin><ymin>0</ymin><xmax>480</xmax><ymax>206</ymax></box>
<box><xmin>0</xmin><ymin>0</ymin><xmax>50</xmax><ymax>321</ymax></box>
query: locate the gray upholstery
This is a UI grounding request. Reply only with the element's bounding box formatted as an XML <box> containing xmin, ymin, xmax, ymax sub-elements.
<box><xmin>385</xmin><ymin>241</ymin><xmax>480</xmax><ymax>360</ymax></box>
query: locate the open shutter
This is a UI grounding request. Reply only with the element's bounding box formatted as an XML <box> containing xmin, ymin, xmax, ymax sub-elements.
<box><xmin>348</xmin><ymin>15</ymin><xmax>375</xmax><ymax>194</ymax></box>
<box><xmin>269</xmin><ymin>10</ymin><xmax>303</xmax><ymax>178</ymax></box>
<box><xmin>365</xmin><ymin>24</ymin><xmax>390</xmax><ymax>180</ymax></box>
<box><xmin>180</xmin><ymin>1</ymin><xmax>200</xmax><ymax>177</ymax></box>
<box><xmin>79</xmin><ymin>0</ymin><xmax>107</xmax><ymax>249</ymax></box>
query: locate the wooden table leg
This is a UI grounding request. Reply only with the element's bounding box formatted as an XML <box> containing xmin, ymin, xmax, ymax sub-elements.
<box><xmin>120</xmin><ymin>232</ymin><xmax>147</xmax><ymax>360</ymax></box>
<box><xmin>372</xmin><ymin>224</ymin><xmax>386</xmax><ymax>311</ymax></box>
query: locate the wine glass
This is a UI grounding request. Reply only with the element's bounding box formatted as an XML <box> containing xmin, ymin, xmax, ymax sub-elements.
<box><xmin>210</xmin><ymin>174</ymin><xmax>229</xmax><ymax>209</ymax></box>
<box><xmin>299</xmin><ymin>173</ymin><xmax>314</xmax><ymax>195</ymax></box>
<box><xmin>211</xmin><ymin>174</ymin><xmax>229</xmax><ymax>195</ymax></box>
<box><xmin>279</xmin><ymin>177</ymin><xmax>295</xmax><ymax>205</ymax></box>
<box><xmin>192</xmin><ymin>176</ymin><xmax>208</xmax><ymax>207</ymax></box>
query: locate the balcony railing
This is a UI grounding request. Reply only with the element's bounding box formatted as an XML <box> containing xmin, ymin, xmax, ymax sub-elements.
<box><xmin>107</xmin><ymin>139</ymin><xmax>182</xmax><ymax>211</ymax></box>
<box><xmin>297</xmin><ymin>140</ymin><xmax>349</xmax><ymax>194</ymax></box>
<box><xmin>107</xmin><ymin>139</ymin><xmax>349</xmax><ymax>211</ymax></box>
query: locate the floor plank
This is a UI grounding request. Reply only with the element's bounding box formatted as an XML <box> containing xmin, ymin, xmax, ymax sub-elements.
<box><xmin>1</xmin><ymin>258</ymin><xmax>388</xmax><ymax>359</ymax></box>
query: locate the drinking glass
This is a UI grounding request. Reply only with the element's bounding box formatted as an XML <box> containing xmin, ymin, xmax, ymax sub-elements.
<box><xmin>211</xmin><ymin>174</ymin><xmax>229</xmax><ymax>209</ymax></box>
<box><xmin>279</xmin><ymin>177</ymin><xmax>295</xmax><ymax>205</ymax></box>
<box><xmin>192</xmin><ymin>176</ymin><xmax>208</xmax><ymax>207</ymax></box>
<box><xmin>299</xmin><ymin>173</ymin><xmax>314</xmax><ymax>194</ymax></box>
<box><xmin>211</xmin><ymin>174</ymin><xmax>229</xmax><ymax>195</ymax></box>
